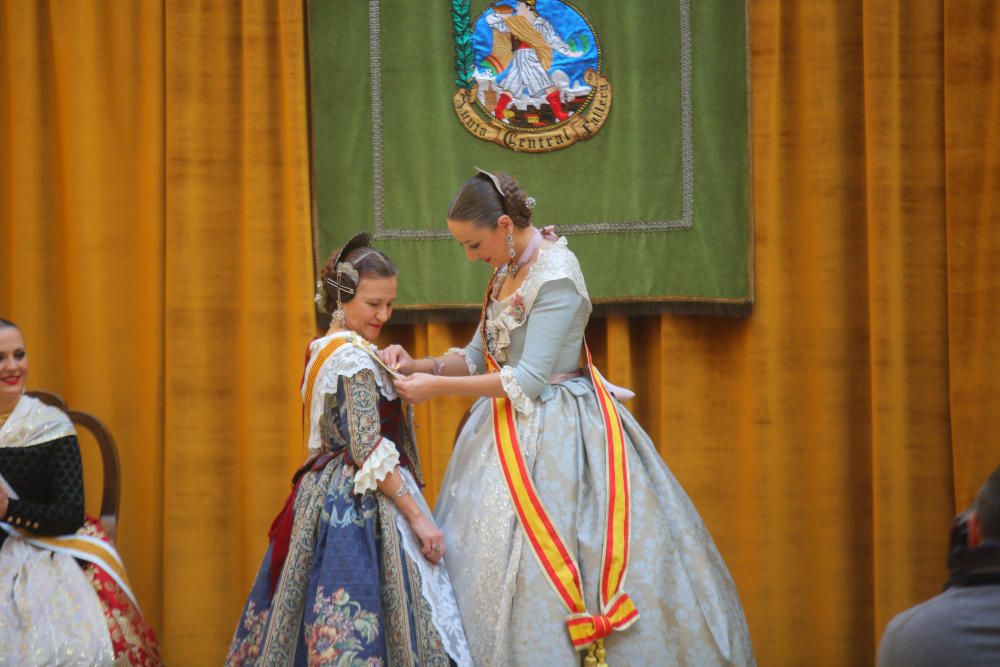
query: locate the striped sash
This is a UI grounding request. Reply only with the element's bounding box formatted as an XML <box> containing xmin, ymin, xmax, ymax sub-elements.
<box><xmin>481</xmin><ymin>273</ymin><xmax>638</xmax><ymax>653</ymax></box>
<box><xmin>301</xmin><ymin>335</ymin><xmax>351</xmax><ymax>445</ymax></box>
<box><xmin>0</xmin><ymin>523</ymin><xmax>138</xmax><ymax>608</ymax></box>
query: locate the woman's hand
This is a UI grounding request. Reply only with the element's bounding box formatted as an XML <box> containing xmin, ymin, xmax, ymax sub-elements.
<box><xmin>408</xmin><ymin>512</ymin><xmax>445</xmax><ymax>565</ymax></box>
<box><xmin>393</xmin><ymin>373</ymin><xmax>439</xmax><ymax>404</ymax></box>
<box><xmin>0</xmin><ymin>488</ymin><xmax>7</xmax><ymax>518</ymax></box>
<box><xmin>379</xmin><ymin>344</ymin><xmax>416</xmax><ymax>375</ymax></box>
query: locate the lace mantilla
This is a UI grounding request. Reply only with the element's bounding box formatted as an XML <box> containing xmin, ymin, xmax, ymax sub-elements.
<box><xmin>392</xmin><ymin>467</ymin><xmax>474</xmax><ymax>666</ymax></box>
<box><xmin>306</xmin><ymin>334</ymin><xmax>399</xmax><ymax>453</ymax></box>
<box><xmin>484</xmin><ymin>237</ymin><xmax>590</xmax><ymax>363</ymax></box>
<box><xmin>0</xmin><ymin>396</ymin><xmax>75</xmax><ymax>449</ymax></box>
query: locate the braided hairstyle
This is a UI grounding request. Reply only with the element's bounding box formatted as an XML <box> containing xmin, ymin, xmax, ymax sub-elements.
<box><xmin>446</xmin><ymin>170</ymin><xmax>533</xmax><ymax>230</ymax></box>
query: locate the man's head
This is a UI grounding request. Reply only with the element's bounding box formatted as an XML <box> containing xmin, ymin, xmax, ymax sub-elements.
<box><xmin>968</xmin><ymin>465</ymin><xmax>1000</xmax><ymax>547</ymax></box>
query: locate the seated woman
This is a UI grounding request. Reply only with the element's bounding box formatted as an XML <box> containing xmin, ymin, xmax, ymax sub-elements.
<box><xmin>226</xmin><ymin>233</ymin><xmax>471</xmax><ymax>666</ymax></box>
<box><xmin>0</xmin><ymin>318</ymin><xmax>161</xmax><ymax>666</ymax></box>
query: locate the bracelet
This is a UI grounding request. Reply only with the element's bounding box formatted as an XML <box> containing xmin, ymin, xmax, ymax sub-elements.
<box><xmin>392</xmin><ymin>480</ymin><xmax>412</xmax><ymax>499</ymax></box>
<box><xmin>425</xmin><ymin>356</ymin><xmax>445</xmax><ymax>376</ymax></box>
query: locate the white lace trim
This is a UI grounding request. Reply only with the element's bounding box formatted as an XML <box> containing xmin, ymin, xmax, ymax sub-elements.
<box><xmin>499</xmin><ymin>366</ymin><xmax>535</xmax><ymax>417</ymax></box>
<box><xmin>392</xmin><ymin>467</ymin><xmax>474</xmax><ymax>667</ymax></box>
<box><xmin>306</xmin><ymin>334</ymin><xmax>398</xmax><ymax>453</ymax></box>
<box><xmin>352</xmin><ymin>438</ymin><xmax>400</xmax><ymax>495</ymax></box>
<box><xmin>446</xmin><ymin>347</ymin><xmax>478</xmax><ymax>376</ymax></box>
<box><xmin>512</xmin><ymin>237</ymin><xmax>590</xmax><ymax>312</ymax></box>
<box><xmin>485</xmin><ymin>238</ymin><xmax>590</xmax><ymax>362</ymax></box>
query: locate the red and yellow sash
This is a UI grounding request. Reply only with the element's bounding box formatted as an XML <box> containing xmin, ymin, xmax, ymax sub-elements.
<box><xmin>482</xmin><ymin>273</ymin><xmax>638</xmax><ymax>652</ymax></box>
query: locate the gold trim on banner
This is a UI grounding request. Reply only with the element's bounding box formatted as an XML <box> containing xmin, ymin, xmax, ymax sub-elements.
<box><xmin>452</xmin><ymin>70</ymin><xmax>613</xmax><ymax>153</ymax></box>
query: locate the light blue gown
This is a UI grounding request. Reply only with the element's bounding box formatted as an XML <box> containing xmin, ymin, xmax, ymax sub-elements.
<box><xmin>435</xmin><ymin>238</ymin><xmax>755</xmax><ymax>666</ymax></box>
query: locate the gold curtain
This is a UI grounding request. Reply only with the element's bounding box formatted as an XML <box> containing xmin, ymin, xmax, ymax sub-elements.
<box><xmin>1</xmin><ymin>1</ymin><xmax>998</xmax><ymax>665</ymax></box>
<box><xmin>1</xmin><ymin>1</ymin><xmax>314</xmax><ymax>663</ymax></box>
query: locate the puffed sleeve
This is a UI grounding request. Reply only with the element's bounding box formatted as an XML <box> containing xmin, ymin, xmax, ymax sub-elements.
<box><xmin>3</xmin><ymin>436</ymin><xmax>85</xmax><ymax>535</ymax></box>
<box><xmin>447</xmin><ymin>327</ymin><xmax>486</xmax><ymax>376</ymax></box>
<box><xmin>500</xmin><ymin>278</ymin><xmax>587</xmax><ymax>415</ymax></box>
<box><xmin>339</xmin><ymin>369</ymin><xmax>400</xmax><ymax>495</ymax></box>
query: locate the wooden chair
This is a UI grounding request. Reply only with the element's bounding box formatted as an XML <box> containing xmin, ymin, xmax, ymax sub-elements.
<box><xmin>26</xmin><ymin>391</ymin><xmax>121</xmax><ymax>543</ymax></box>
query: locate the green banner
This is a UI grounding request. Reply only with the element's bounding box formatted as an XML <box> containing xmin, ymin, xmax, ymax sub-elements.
<box><xmin>308</xmin><ymin>0</ymin><xmax>752</xmax><ymax>313</ymax></box>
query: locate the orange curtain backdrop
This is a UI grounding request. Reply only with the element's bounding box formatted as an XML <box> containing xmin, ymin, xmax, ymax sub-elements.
<box><xmin>0</xmin><ymin>0</ymin><xmax>167</xmax><ymax>634</ymax></box>
<box><xmin>0</xmin><ymin>0</ymin><xmax>314</xmax><ymax>664</ymax></box>
<box><xmin>161</xmin><ymin>1</ymin><xmax>314</xmax><ymax>663</ymax></box>
<box><xmin>1</xmin><ymin>1</ymin><xmax>999</xmax><ymax>665</ymax></box>
<box><xmin>946</xmin><ymin>2</ymin><xmax>1000</xmax><ymax>510</ymax></box>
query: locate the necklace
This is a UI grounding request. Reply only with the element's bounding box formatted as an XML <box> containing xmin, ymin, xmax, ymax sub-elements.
<box><xmin>509</xmin><ymin>226</ymin><xmax>543</xmax><ymax>277</ymax></box>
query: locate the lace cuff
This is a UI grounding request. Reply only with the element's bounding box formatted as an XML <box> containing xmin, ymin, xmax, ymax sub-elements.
<box><xmin>353</xmin><ymin>438</ymin><xmax>400</xmax><ymax>495</ymax></box>
<box><xmin>446</xmin><ymin>347</ymin><xmax>478</xmax><ymax>376</ymax></box>
<box><xmin>499</xmin><ymin>366</ymin><xmax>535</xmax><ymax>417</ymax></box>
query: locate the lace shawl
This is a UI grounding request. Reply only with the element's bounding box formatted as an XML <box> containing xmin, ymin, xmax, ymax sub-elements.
<box><xmin>306</xmin><ymin>335</ymin><xmax>401</xmax><ymax>493</ymax></box>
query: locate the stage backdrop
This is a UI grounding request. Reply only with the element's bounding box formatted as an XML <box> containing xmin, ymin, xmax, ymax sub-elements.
<box><xmin>308</xmin><ymin>0</ymin><xmax>752</xmax><ymax>311</ymax></box>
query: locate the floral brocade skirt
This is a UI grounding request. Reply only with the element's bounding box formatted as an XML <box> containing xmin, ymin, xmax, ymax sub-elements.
<box><xmin>227</xmin><ymin>456</ymin><xmax>471</xmax><ymax>667</ymax></box>
<box><xmin>0</xmin><ymin>517</ymin><xmax>161</xmax><ymax>666</ymax></box>
<box><xmin>434</xmin><ymin>378</ymin><xmax>756</xmax><ymax>667</ymax></box>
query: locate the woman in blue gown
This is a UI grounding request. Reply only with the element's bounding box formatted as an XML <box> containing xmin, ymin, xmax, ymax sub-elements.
<box><xmin>227</xmin><ymin>234</ymin><xmax>471</xmax><ymax>667</ymax></box>
<box><xmin>382</xmin><ymin>172</ymin><xmax>755</xmax><ymax>666</ymax></box>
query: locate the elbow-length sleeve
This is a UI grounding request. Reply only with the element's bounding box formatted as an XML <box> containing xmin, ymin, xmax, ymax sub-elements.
<box><xmin>339</xmin><ymin>369</ymin><xmax>400</xmax><ymax>495</ymax></box>
<box><xmin>447</xmin><ymin>327</ymin><xmax>486</xmax><ymax>376</ymax></box>
<box><xmin>500</xmin><ymin>278</ymin><xmax>586</xmax><ymax>415</ymax></box>
<box><xmin>3</xmin><ymin>437</ymin><xmax>85</xmax><ymax>535</ymax></box>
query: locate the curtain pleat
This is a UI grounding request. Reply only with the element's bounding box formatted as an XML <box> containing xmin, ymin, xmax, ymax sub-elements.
<box><xmin>1</xmin><ymin>0</ymin><xmax>998</xmax><ymax>664</ymax></box>
<box><xmin>862</xmin><ymin>0</ymin><xmax>954</xmax><ymax>641</ymax></box>
<box><xmin>945</xmin><ymin>1</ymin><xmax>1000</xmax><ymax>511</ymax></box>
<box><xmin>0</xmin><ymin>0</ymin><xmax>167</xmax><ymax>634</ymax></box>
<box><xmin>161</xmin><ymin>1</ymin><xmax>313</xmax><ymax>662</ymax></box>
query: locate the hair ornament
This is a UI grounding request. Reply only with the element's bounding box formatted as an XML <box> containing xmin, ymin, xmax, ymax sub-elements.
<box><xmin>335</xmin><ymin>261</ymin><xmax>360</xmax><ymax>285</ymax></box>
<box><xmin>525</xmin><ymin>196</ymin><xmax>536</xmax><ymax>210</ymax></box>
<box><xmin>325</xmin><ymin>276</ymin><xmax>355</xmax><ymax>296</ymax></box>
<box><xmin>474</xmin><ymin>166</ymin><xmax>505</xmax><ymax>198</ymax></box>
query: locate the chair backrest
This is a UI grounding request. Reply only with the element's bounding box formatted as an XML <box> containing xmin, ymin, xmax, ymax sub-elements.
<box><xmin>26</xmin><ymin>391</ymin><xmax>121</xmax><ymax>543</ymax></box>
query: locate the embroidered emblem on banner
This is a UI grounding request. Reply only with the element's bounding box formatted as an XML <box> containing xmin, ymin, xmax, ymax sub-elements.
<box><xmin>451</xmin><ymin>0</ymin><xmax>612</xmax><ymax>153</ymax></box>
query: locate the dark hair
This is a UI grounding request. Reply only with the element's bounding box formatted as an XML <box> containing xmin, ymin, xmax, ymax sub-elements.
<box><xmin>318</xmin><ymin>246</ymin><xmax>397</xmax><ymax>314</ymax></box>
<box><xmin>0</xmin><ymin>319</ymin><xmax>17</xmax><ymax>331</ymax></box>
<box><xmin>446</xmin><ymin>171</ymin><xmax>533</xmax><ymax>229</ymax></box>
<box><xmin>975</xmin><ymin>466</ymin><xmax>1000</xmax><ymax>541</ymax></box>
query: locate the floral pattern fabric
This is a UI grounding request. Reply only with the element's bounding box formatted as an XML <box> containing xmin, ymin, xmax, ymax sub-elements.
<box><xmin>305</xmin><ymin>587</ymin><xmax>381</xmax><ymax>667</ymax></box>
<box><xmin>227</xmin><ymin>339</ymin><xmax>470</xmax><ymax>666</ymax></box>
<box><xmin>79</xmin><ymin>519</ymin><xmax>162</xmax><ymax>666</ymax></box>
<box><xmin>435</xmin><ymin>237</ymin><xmax>756</xmax><ymax>666</ymax></box>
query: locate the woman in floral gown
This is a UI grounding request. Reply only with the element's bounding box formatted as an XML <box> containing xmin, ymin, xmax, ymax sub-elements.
<box><xmin>227</xmin><ymin>235</ymin><xmax>470</xmax><ymax>666</ymax></box>
<box><xmin>382</xmin><ymin>171</ymin><xmax>756</xmax><ymax>666</ymax></box>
